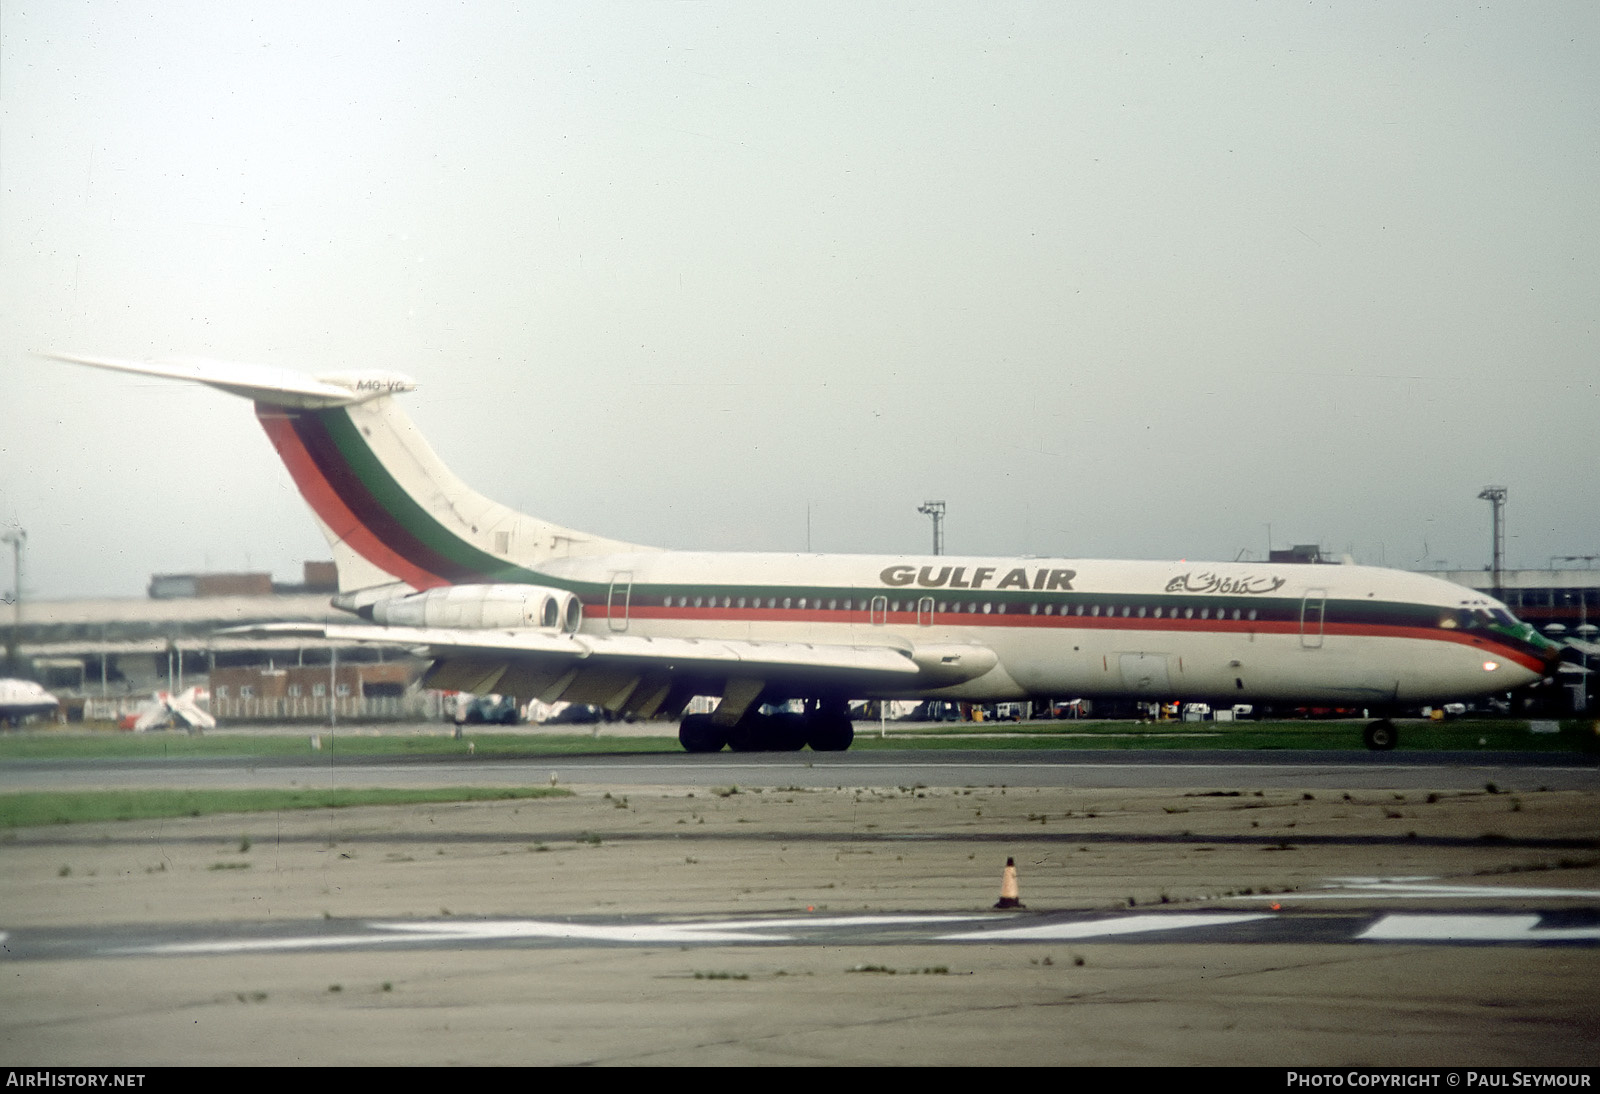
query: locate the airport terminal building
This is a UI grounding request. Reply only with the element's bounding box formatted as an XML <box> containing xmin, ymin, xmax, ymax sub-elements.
<box><xmin>7</xmin><ymin>565</ymin><xmax>434</xmax><ymax>723</ymax></box>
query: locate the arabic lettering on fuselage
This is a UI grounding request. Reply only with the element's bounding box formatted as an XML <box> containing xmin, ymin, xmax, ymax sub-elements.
<box><xmin>1165</xmin><ymin>572</ymin><xmax>1286</xmax><ymax>595</ymax></box>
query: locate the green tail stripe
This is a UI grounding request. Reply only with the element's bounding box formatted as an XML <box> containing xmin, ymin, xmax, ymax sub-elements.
<box><xmin>318</xmin><ymin>408</ymin><xmax>572</xmax><ymax>589</ymax></box>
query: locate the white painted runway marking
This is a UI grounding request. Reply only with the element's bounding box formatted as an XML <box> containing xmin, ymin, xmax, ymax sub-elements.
<box><xmin>112</xmin><ymin>913</ymin><xmax>991</xmax><ymax>956</ymax></box>
<box><xmin>938</xmin><ymin>913</ymin><xmax>1273</xmax><ymax>941</ymax></box>
<box><xmin>1235</xmin><ymin>877</ymin><xmax>1600</xmax><ymax>902</ymax></box>
<box><xmin>1359</xmin><ymin>915</ymin><xmax>1600</xmax><ymax>942</ymax></box>
<box><xmin>38</xmin><ymin>908</ymin><xmax>1600</xmax><ymax>958</ymax></box>
<box><xmin>116</xmin><ymin>934</ymin><xmax>392</xmax><ymax>955</ymax></box>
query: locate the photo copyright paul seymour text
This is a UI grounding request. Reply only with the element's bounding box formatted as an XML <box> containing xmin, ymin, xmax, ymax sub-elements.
<box><xmin>1287</xmin><ymin>1075</ymin><xmax>1592</xmax><ymax>1088</ymax></box>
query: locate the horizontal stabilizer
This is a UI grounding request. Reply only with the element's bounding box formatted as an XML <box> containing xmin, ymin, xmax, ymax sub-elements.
<box><xmin>48</xmin><ymin>353</ymin><xmax>416</xmax><ymax>409</ymax></box>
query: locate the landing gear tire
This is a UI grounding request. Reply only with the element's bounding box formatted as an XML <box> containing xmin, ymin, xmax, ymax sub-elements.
<box><xmin>679</xmin><ymin>714</ymin><xmax>727</xmax><ymax>753</ymax></box>
<box><xmin>806</xmin><ymin>714</ymin><xmax>854</xmax><ymax>752</ymax></box>
<box><xmin>726</xmin><ymin>717</ymin><xmax>765</xmax><ymax>753</ymax></box>
<box><xmin>726</xmin><ymin>712</ymin><xmax>811</xmax><ymax>752</ymax></box>
<box><xmin>1363</xmin><ymin>719</ymin><xmax>1398</xmax><ymax>752</ymax></box>
<box><xmin>770</xmin><ymin>712</ymin><xmax>810</xmax><ymax>752</ymax></box>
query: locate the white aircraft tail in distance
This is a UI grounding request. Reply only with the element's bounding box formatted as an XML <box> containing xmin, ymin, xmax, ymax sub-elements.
<box><xmin>123</xmin><ymin>686</ymin><xmax>216</xmax><ymax>733</ymax></box>
<box><xmin>52</xmin><ymin>353</ymin><xmax>1564</xmax><ymax>752</ymax></box>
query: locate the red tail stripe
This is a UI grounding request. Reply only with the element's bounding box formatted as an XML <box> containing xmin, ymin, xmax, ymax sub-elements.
<box><xmin>256</xmin><ymin>406</ymin><xmax>447</xmax><ymax>590</ymax></box>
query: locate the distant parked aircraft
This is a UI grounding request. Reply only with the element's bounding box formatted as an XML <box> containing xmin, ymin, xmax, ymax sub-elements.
<box><xmin>119</xmin><ymin>687</ymin><xmax>216</xmax><ymax>732</ymax></box>
<box><xmin>0</xmin><ymin>678</ymin><xmax>59</xmax><ymax>727</ymax></box>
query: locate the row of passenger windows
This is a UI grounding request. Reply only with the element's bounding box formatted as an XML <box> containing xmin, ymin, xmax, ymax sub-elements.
<box><xmin>655</xmin><ymin>593</ymin><xmax>1261</xmax><ymax>622</ymax></box>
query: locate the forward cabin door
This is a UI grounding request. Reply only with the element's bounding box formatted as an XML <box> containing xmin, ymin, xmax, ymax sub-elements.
<box><xmin>1300</xmin><ymin>590</ymin><xmax>1326</xmax><ymax>649</ymax></box>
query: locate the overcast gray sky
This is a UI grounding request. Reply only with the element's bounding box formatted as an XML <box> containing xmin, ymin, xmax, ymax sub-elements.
<box><xmin>3</xmin><ymin>2</ymin><xmax>1597</xmax><ymax>600</ymax></box>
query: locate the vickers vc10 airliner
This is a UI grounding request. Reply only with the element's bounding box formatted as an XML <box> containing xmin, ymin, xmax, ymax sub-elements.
<box><xmin>55</xmin><ymin>354</ymin><xmax>1561</xmax><ymax>752</ymax></box>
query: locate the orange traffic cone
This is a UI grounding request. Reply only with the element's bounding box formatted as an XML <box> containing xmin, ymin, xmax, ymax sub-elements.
<box><xmin>994</xmin><ymin>857</ymin><xmax>1024</xmax><ymax>909</ymax></box>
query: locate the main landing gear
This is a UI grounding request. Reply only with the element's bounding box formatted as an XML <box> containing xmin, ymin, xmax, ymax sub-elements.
<box><xmin>1362</xmin><ymin>718</ymin><xmax>1398</xmax><ymax>751</ymax></box>
<box><xmin>678</xmin><ymin>699</ymin><xmax>855</xmax><ymax>753</ymax></box>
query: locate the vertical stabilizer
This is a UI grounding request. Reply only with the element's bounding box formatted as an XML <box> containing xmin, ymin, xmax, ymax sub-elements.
<box><xmin>255</xmin><ymin>396</ymin><xmax>648</xmax><ymax>594</ymax></box>
<box><xmin>51</xmin><ymin>353</ymin><xmax>649</xmax><ymax>595</ymax></box>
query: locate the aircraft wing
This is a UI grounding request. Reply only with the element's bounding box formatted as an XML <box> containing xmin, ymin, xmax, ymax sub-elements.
<box><xmin>224</xmin><ymin>622</ymin><xmax>977</xmax><ymax>722</ymax></box>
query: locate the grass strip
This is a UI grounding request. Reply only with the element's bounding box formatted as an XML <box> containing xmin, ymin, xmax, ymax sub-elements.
<box><xmin>851</xmin><ymin>719</ymin><xmax>1596</xmax><ymax>752</ymax></box>
<box><xmin>0</xmin><ymin>786</ymin><xmax>571</xmax><ymax>829</ymax></box>
<box><xmin>0</xmin><ymin>732</ymin><xmax>684</xmax><ymax>760</ymax></box>
<box><xmin>0</xmin><ymin>719</ymin><xmax>1592</xmax><ymax>761</ymax></box>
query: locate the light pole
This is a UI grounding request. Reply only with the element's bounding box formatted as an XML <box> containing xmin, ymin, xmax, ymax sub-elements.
<box><xmin>917</xmin><ymin>501</ymin><xmax>946</xmax><ymax>556</ymax></box>
<box><xmin>1</xmin><ymin>527</ymin><xmax>23</xmax><ymax>675</ymax></box>
<box><xmin>1477</xmin><ymin>486</ymin><xmax>1506</xmax><ymax>594</ymax></box>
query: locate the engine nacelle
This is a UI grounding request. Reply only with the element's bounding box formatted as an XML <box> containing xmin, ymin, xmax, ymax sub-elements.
<box><xmin>362</xmin><ymin>584</ymin><xmax>583</xmax><ymax>633</ymax></box>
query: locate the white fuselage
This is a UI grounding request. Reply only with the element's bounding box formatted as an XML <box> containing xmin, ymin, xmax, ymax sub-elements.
<box><xmin>536</xmin><ymin>551</ymin><xmax>1547</xmax><ymax>707</ymax></box>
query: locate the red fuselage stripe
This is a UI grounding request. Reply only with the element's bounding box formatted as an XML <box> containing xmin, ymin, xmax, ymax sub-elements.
<box><xmin>596</xmin><ymin>605</ymin><xmax>1549</xmax><ymax>674</ymax></box>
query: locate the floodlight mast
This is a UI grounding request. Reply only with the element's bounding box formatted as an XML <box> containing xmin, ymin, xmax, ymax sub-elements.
<box><xmin>917</xmin><ymin>501</ymin><xmax>946</xmax><ymax>556</ymax></box>
<box><xmin>1</xmin><ymin>527</ymin><xmax>23</xmax><ymax>674</ymax></box>
<box><xmin>1477</xmin><ymin>486</ymin><xmax>1506</xmax><ymax>594</ymax></box>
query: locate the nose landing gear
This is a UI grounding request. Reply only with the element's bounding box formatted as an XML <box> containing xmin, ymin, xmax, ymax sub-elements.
<box><xmin>1363</xmin><ymin>718</ymin><xmax>1398</xmax><ymax>751</ymax></box>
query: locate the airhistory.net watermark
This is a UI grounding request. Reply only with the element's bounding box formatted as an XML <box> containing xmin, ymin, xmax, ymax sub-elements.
<box><xmin>5</xmin><ymin>1074</ymin><xmax>145</xmax><ymax>1088</ymax></box>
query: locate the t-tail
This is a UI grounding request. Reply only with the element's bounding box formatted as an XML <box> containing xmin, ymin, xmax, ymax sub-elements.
<box><xmin>49</xmin><ymin>354</ymin><xmax>646</xmax><ymax>600</ymax></box>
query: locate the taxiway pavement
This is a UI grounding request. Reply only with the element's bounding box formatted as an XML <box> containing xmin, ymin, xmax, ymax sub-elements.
<box><xmin>2</xmin><ymin>746</ymin><xmax>1597</xmax><ymax>1066</ymax></box>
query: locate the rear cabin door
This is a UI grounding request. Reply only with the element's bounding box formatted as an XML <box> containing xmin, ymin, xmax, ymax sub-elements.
<box><xmin>608</xmin><ymin>572</ymin><xmax>633</xmax><ymax>633</ymax></box>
